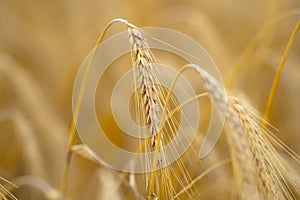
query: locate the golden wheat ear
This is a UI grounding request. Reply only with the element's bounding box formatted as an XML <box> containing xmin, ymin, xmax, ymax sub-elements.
<box><xmin>175</xmin><ymin>64</ymin><xmax>259</xmax><ymax>199</ymax></box>
<box><xmin>127</xmin><ymin>27</ymin><xmax>216</xmax><ymax>200</ymax></box>
<box><xmin>168</xmin><ymin>61</ymin><xmax>299</xmax><ymax>199</ymax></box>
<box><xmin>192</xmin><ymin>63</ymin><xmax>300</xmax><ymax>199</ymax></box>
<box><xmin>128</xmin><ymin>27</ymin><xmax>177</xmax><ymax>200</ymax></box>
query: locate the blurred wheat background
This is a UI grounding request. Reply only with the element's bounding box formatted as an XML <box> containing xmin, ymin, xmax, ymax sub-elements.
<box><xmin>0</xmin><ymin>0</ymin><xmax>300</xmax><ymax>199</ymax></box>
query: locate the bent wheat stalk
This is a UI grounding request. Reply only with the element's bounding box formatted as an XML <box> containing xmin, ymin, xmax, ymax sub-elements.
<box><xmin>60</xmin><ymin>18</ymin><xmax>136</xmax><ymax>194</ymax></box>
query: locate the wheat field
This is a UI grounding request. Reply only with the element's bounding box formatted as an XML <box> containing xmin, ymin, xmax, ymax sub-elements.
<box><xmin>0</xmin><ymin>0</ymin><xmax>300</xmax><ymax>199</ymax></box>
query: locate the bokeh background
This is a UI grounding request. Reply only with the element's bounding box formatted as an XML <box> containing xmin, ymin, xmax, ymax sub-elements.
<box><xmin>0</xmin><ymin>0</ymin><xmax>299</xmax><ymax>199</ymax></box>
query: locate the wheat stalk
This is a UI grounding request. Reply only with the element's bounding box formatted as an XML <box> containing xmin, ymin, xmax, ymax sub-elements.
<box><xmin>188</xmin><ymin>65</ymin><xmax>260</xmax><ymax>199</ymax></box>
<box><xmin>60</xmin><ymin>18</ymin><xmax>136</xmax><ymax>194</ymax></box>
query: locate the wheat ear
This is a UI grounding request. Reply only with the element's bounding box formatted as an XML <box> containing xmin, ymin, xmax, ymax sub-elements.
<box><xmin>191</xmin><ymin>64</ymin><xmax>298</xmax><ymax>199</ymax></box>
<box><xmin>230</xmin><ymin>97</ymin><xmax>296</xmax><ymax>199</ymax></box>
<box><xmin>155</xmin><ymin>63</ymin><xmax>260</xmax><ymax>199</ymax></box>
<box><xmin>190</xmin><ymin>65</ymin><xmax>260</xmax><ymax>199</ymax></box>
<box><xmin>128</xmin><ymin>27</ymin><xmax>174</xmax><ymax>199</ymax></box>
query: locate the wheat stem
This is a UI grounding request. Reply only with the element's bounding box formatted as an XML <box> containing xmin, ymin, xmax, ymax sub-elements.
<box><xmin>263</xmin><ymin>20</ymin><xmax>300</xmax><ymax>121</ymax></box>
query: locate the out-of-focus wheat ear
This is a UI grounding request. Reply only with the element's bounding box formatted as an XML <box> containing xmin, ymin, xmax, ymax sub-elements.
<box><xmin>128</xmin><ymin>27</ymin><xmax>173</xmax><ymax>199</ymax></box>
<box><xmin>0</xmin><ymin>54</ymin><xmax>67</xmax><ymax>185</ymax></box>
<box><xmin>0</xmin><ymin>109</ymin><xmax>47</xmax><ymax>182</ymax></box>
